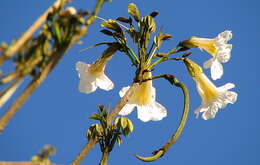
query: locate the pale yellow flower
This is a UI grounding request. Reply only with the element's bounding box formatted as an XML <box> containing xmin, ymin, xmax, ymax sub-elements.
<box><xmin>76</xmin><ymin>58</ymin><xmax>114</xmax><ymax>94</ymax></box>
<box><xmin>181</xmin><ymin>30</ymin><xmax>232</xmax><ymax>80</ymax></box>
<box><xmin>194</xmin><ymin>73</ymin><xmax>237</xmax><ymax>120</ymax></box>
<box><xmin>119</xmin><ymin>72</ymin><xmax>167</xmax><ymax>122</ymax></box>
<box><xmin>184</xmin><ymin>59</ymin><xmax>237</xmax><ymax>120</ymax></box>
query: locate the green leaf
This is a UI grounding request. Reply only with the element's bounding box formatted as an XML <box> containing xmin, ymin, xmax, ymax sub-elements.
<box><xmin>114</xmin><ymin>117</ymin><xmax>120</xmax><ymax>126</ymax></box>
<box><xmin>127</xmin><ymin>118</ymin><xmax>134</xmax><ymax>132</ymax></box>
<box><xmin>53</xmin><ymin>21</ymin><xmax>62</xmax><ymax>44</ymax></box>
<box><xmin>154</xmin><ymin>33</ymin><xmax>172</xmax><ymax>47</ymax></box>
<box><xmin>120</xmin><ymin>117</ymin><xmax>128</xmax><ymax>129</ymax></box>
<box><xmin>88</xmin><ymin>116</ymin><xmax>101</xmax><ymax>121</ymax></box>
<box><xmin>86</xmin><ymin>128</ymin><xmax>92</xmax><ymax>140</ymax></box>
<box><xmin>88</xmin><ymin>113</ymin><xmax>102</xmax><ymax>121</ymax></box>
<box><xmin>43</xmin><ymin>40</ymin><xmax>51</xmax><ymax>56</ymax></box>
<box><xmin>95</xmin><ymin>124</ymin><xmax>104</xmax><ymax>135</ymax></box>
<box><xmin>116</xmin><ymin>16</ymin><xmax>131</xmax><ymax>23</ymax></box>
<box><xmin>87</xmin><ymin>124</ymin><xmax>99</xmax><ymax>140</ymax></box>
<box><xmin>150</xmin><ymin>11</ymin><xmax>159</xmax><ymax>18</ymax></box>
<box><xmin>99</xmin><ymin>105</ymin><xmax>107</xmax><ymax>117</ymax></box>
<box><xmin>116</xmin><ymin>136</ymin><xmax>122</xmax><ymax>146</ymax></box>
<box><xmin>122</xmin><ymin>127</ymin><xmax>130</xmax><ymax>136</ymax></box>
<box><xmin>128</xmin><ymin>3</ymin><xmax>141</xmax><ymax>22</ymax></box>
<box><xmin>100</xmin><ymin>29</ymin><xmax>114</xmax><ymax>36</ymax></box>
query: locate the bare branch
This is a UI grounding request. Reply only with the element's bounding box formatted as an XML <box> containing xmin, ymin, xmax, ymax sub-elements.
<box><xmin>0</xmin><ymin>0</ymin><xmax>107</xmax><ymax>133</ymax></box>
<box><xmin>0</xmin><ymin>162</ymin><xmax>49</xmax><ymax>165</ymax></box>
<box><xmin>0</xmin><ymin>0</ymin><xmax>70</xmax><ymax>65</ymax></box>
<box><xmin>0</xmin><ymin>47</ymin><xmax>66</xmax><ymax>133</ymax></box>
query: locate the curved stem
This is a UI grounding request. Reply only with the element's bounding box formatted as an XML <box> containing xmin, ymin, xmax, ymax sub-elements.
<box><xmin>135</xmin><ymin>74</ymin><xmax>190</xmax><ymax>162</ymax></box>
<box><xmin>135</xmin><ymin>150</ymin><xmax>164</xmax><ymax>162</ymax></box>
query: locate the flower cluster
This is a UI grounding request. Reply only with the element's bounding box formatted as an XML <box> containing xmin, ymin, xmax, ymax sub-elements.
<box><xmin>76</xmin><ymin>3</ymin><xmax>237</xmax><ymax>121</ymax></box>
<box><xmin>76</xmin><ymin>57</ymin><xmax>167</xmax><ymax>122</ymax></box>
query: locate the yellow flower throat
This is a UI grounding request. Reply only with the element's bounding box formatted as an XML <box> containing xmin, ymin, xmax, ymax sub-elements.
<box><xmin>132</xmin><ymin>72</ymin><xmax>153</xmax><ymax>106</ymax></box>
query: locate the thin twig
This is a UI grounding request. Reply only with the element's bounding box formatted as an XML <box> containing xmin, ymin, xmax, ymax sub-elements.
<box><xmin>71</xmin><ymin>138</ymin><xmax>99</xmax><ymax>165</ymax></box>
<box><xmin>0</xmin><ymin>162</ymin><xmax>43</xmax><ymax>165</ymax></box>
<box><xmin>0</xmin><ymin>0</ymin><xmax>70</xmax><ymax>65</ymax></box>
<box><xmin>0</xmin><ymin>77</ymin><xmax>24</xmax><ymax>109</ymax></box>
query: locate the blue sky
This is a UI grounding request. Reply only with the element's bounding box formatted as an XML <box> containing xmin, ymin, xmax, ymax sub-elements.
<box><xmin>0</xmin><ymin>0</ymin><xmax>259</xmax><ymax>164</ymax></box>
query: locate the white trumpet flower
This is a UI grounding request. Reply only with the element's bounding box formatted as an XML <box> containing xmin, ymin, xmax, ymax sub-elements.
<box><xmin>76</xmin><ymin>59</ymin><xmax>114</xmax><ymax>94</ymax></box>
<box><xmin>181</xmin><ymin>30</ymin><xmax>232</xmax><ymax>80</ymax></box>
<box><xmin>184</xmin><ymin>59</ymin><xmax>237</xmax><ymax>120</ymax></box>
<box><xmin>119</xmin><ymin>72</ymin><xmax>167</xmax><ymax>122</ymax></box>
<box><xmin>194</xmin><ymin>73</ymin><xmax>237</xmax><ymax>120</ymax></box>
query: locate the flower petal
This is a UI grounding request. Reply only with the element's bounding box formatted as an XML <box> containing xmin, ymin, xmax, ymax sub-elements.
<box><xmin>203</xmin><ymin>58</ymin><xmax>214</xmax><ymax>69</ymax></box>
<box><xmin>218</xmin><ymin>83</ymin><xmax>235</xmax><ymax>92</ymax></box>
<box><xmin>78</xmin><ymin>78</ymin><xmax>97</xmax><ymax>93</ymax></box>
<box><xmin>137</xmin><ymin>102</ymin><xmax>167</xmax><ymax>122</ymax></box>
<box><xmin>76</xmin><ymin>61</ymin><xmax>98</xmax><ymax>93</ymax></box>
<box><xmin>150</xmin><ymin>102</ymin><xmax>167</xmax><ymax>121</ymax></box>
<box><xmin>210</xmin><ymin>60</ymin><xmax>223</xmax><ymax>80</ymax></box>
<box><xmin>202</xmin><ymin>103</ymin><xmax>219</xmax><ymax>120</ymax></box>
<box><xmin>96</xmin><ymin>74</ymin><xmax>114</xmax><ymax>91</ymax></box>
<box><xmin>119</xmin><ymin>103</ymin><xmax>136</xmax><ymax>116</ymax></box>
<box><xmin>218</xmin><ymin>30</ymin><xmax>232</xmax><ymax>42</ymax></box>
<box><xmin>119</xmin><ymin>86</ymin><xmax>130</xmax><ymax>97</ymax></box>
<box><xmin>151</xmin><ymin>87</ymin><xmax>156</xmax><ymax>101</ymax></box>
<box><xmin>76</xmin><ymin>61</ymin><xmax>90</xmax><ymax>77</ymax></box>
<box><xmin>222</xmin><ymin>91</ymin><xmax>238</xmax><ymax>104</ymax></box>
<box><xmin>194</xmin><ymin>104</ymin><xmax>208</xmax><ymax>118</ymax></box>
<box><xmin>217</xmin><ymin>44</ymin><xmax>232</xmax><ymax>63</ymax></box>
<box><xmin>136</xmin><ymin>105</ymin><xmax>153</xmax><ymax>122</ymax></box>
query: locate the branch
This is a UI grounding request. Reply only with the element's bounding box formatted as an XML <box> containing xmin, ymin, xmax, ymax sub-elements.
<box><xmin>135</xmin><ymin>74</ymin><xmax>190</xmax><ymax>162</ymax></box>
<box><xmin>0</xmin><ymin>47</ymin><xmax>67</xmax><ymax>133</ymax></box>
<box><xmin>0</xmin><ymin>0</ymin><xmax>70</xmax><ymax>65</ymax></box>
<box><xmin>0</xmin><ymin>0</ymin><xmax>106</xmax><ymax>134</ymax></box>
<box><xmin>0</xmin><ymin>77</ymin><xmax>23</xmax><ymax>108</ymax></box>
<box><xmin>0</xmin><ymin>162</ymin><xmax>43</xmax><ymax>165</ymax></box>
<box><xmin>71</xmin><ymin>83</ymin><xmax>138</xmax><ymax>165</ymax></box>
